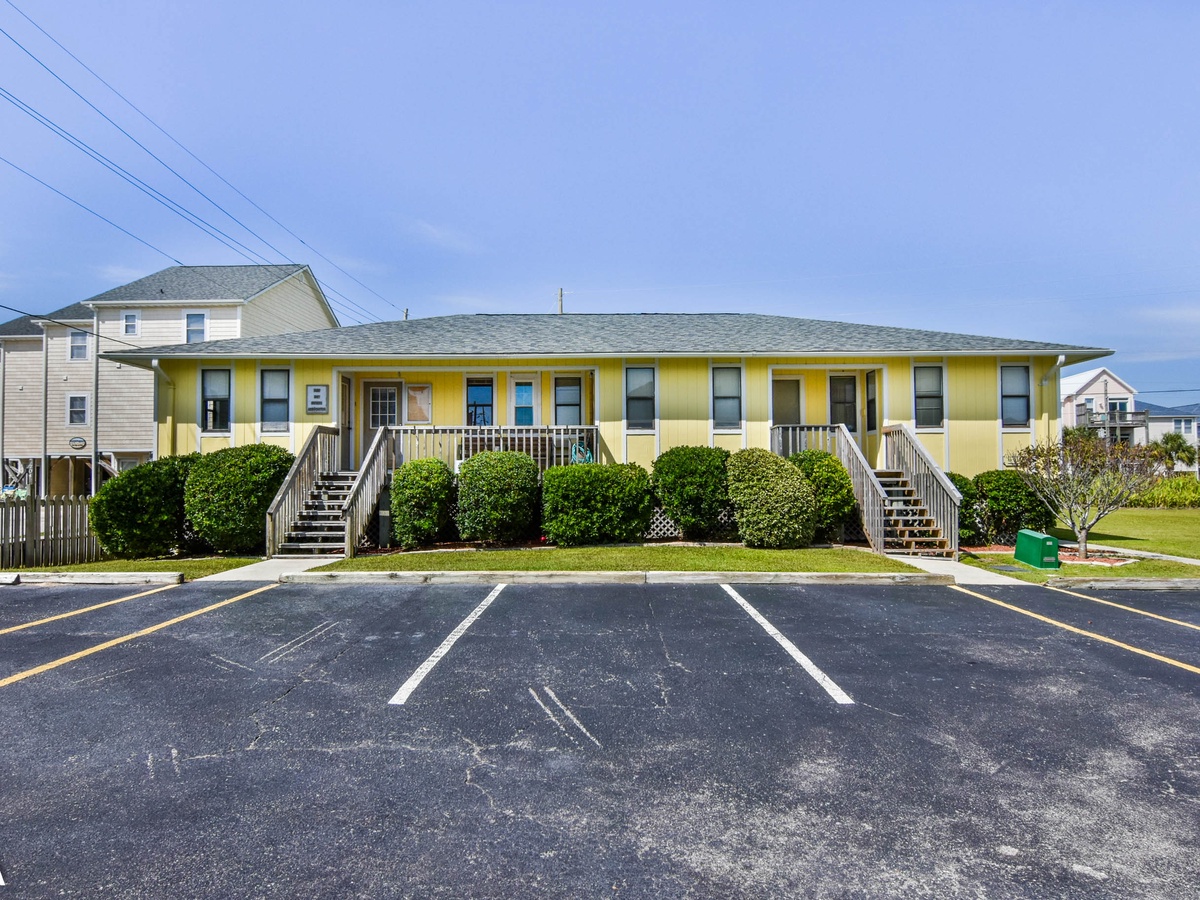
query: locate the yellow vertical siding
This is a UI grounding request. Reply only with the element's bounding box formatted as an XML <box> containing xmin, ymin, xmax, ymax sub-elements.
<box><xmin>659</xmin><ymin>358</ymin><xmax>709</xmax><ymax>449</ymax></box>
<box><xmin>945</xmin><ymin>357</ymin><xmax>997</xmax><ymax>475</ymax></box>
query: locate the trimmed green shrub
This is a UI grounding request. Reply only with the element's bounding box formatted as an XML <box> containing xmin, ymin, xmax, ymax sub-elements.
<box><xmin>788</xmin><ymin>450</ymin><xmax>856</xmax><ymax>541</ymax></box>
<box><xmin>946</xmin><ymin>472</ymin><xmax>983</xmax><ymax>546</ymax></box>
<box><xmin>184</xmin><ymin>444</ymin><xmax>294</xmax><ymax>553</ymax></box>
<box><xmin>542</xmin><ymin>463</ymin><xmax>654</xmax><ymax>547</ymax></box>
<box><xmin>455</xmin><ymin>451</ymin><xmax>540</xmax><ymax>543</ymax></box>
<box><xmin>972</xmin><ymin>468</ymin><xmax>1055</xmax><ymax>544</ymax></box>
<box><xmin>726</xmin><ymin>448</ymin><xmax>816</xmax><ymax>549</ymax></box>
<box><xmin>650</xmin><ymin>445</ymin><xmax>730</xmax><ymax>539</ymax></box>
<box><xmin>89</xmin><ymin>453</ymin><xmax>202</xmax><ymax>558</ymax></box>
<box><xmin>391</xmin><ymin>458</ymin><xmax>456</xmax><ymax>549</ymax></box>
<box><xmin>1129</xmin><ymin>475</ymin><xmax>1200</xmax><ymax>508</ymax></box>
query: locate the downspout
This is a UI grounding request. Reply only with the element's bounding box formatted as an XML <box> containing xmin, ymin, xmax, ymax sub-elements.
<box><xmin>0</xmin><ymin>340</ymin><xmax>6</xmax><ymax>485</ymax></box>
<box><xmin>91</xmin><ymin>312</ymin><xmax>99</xmax><ymax>493</ymax></box>
<box><xmin>40</xmin><ymin>328</ymin><xmax>48</xmax><ymax>496</ymax></box>
<box><xmin>1039</xmin><ymin>354</ymin><xmax>1066</xmax><ymax>440</ymax></box>
<box><xmin>151</xmin><ymin>359</ymin><xmax>176</xmax><ymax>457</ymax></box>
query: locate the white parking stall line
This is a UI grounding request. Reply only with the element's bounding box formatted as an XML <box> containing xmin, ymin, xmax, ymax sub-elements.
<box><xmin>388</xmin><ymin>584</ymin><xmax>507</xmax><ymax>705</ymax></box>
<box><xmin>721</xmin><ymin>583</ymin><xmax>854</xmax><ymax>706</ymax></box>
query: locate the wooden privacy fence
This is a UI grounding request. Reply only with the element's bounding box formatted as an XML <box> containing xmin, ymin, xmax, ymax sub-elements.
<box><xmin>0</xmin><ymin>495</ymin><xmax>101</xmax><ymax>568</ymax></box>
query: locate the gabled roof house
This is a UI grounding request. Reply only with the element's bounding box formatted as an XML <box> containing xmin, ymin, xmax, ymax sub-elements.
<box><xmin>0</xmin><ymin>264</ymin><xmax>337</xmax><ymax>495</ymax></box>
<box><xmin>108</xmin><ymin>312</ymin><xmax>1110</xmax><ymax>558</ymax></box>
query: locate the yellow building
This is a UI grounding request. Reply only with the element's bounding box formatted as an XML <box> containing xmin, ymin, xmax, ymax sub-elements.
<box><xmin>109</xmin><ymin>313</ymin><xmax>1109</xmax><ymax>557</ymax></box>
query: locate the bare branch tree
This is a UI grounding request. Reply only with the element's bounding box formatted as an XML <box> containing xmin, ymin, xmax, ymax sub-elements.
<box><xmin>1006</xmin><ymin>434</ymin><xmax>1161</xmax><ymax>559</ymax></box>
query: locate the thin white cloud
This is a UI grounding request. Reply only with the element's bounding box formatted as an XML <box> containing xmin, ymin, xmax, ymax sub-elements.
<box><xmin>1138</xmin><ymin>304</ymin><xmax>1200</xmax><ymax>326</ymax></box>
<box><xmin>95</xmin><ymin>265</ymin><xmax>148</xmax><ymax>285</ymax></box>
<box><xmin>409</xmin><ymin>220</ymin><xmax>479</xmax><ymax>255</ymax></box>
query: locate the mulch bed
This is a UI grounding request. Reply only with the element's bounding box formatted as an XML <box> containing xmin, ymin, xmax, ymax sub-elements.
<box><xmin>963</xmin><ymin>545</ymin><xmax>1132</xmax><ymax>566</ymax></box>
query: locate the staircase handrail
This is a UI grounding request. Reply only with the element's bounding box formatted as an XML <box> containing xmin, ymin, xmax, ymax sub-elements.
<box><xmin>342</xmin><ymin>425</ymin><xmax>395</xmax><ymax>559</ymax></box>
<box><xmin>881</xmin><ymin>423</ymin><xmax>962</xmax><ymax>557</ymax></box>
<box><xmin>266</xmin><ymin>425</ymin><xmax>340</xmax><ymax>556</ymax></box>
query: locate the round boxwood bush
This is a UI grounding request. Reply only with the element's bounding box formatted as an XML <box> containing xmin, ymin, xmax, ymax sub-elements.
<box><xmin>788</xmin><ymin>450</ymin><xmax>856</xmax><ymax>541</ymax></box>
<box><xmin>726</xmin><ymin>448</ymin><xmax>816</xmax><ymax>549</ymax></box>
<box><xmin>455</xmin><ymin>451</ymin><xmax>540</xmax><ymax>543</ymax></box>
<box><xmin>650</xmin><ymin>445</ymin><xmax>730</xmax><ymax>539</ymax></box>
<box><xmin>972</xmin><ymin>468</ymin><xmax>1055</xmax><ymax>544</ymax></box>
<box><xmin>542</xmin><ymin>462</ymin><xmax>653</xmax><ymax>547</ymax></box>
<box><xmin>391</xmin><ymin>457</ymin><xmax>456</xmax><ymax>549</ymax></box>
<box><xmin>184</xmin><ymin>444</ymin><xmax>295</xmax><ymax>553</ymax></box>
<box><xmin>89</xmin><ymin>453</ymin><xmax>202</xmax><ymax>558</ymax></box>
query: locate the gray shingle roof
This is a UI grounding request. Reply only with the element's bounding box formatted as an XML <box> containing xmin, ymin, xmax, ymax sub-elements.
<box><xmin>106</xmin><ymin>312</ymin><xmax>1111</xmax><ymax>361</ymax></box>
<box><xmin>83</xmin><ymin>265</ymin><xmax>305</xmax><ymax>304</ymax></box>
<box><xmin>0</xmin><ymin>301</ymin><xmax>93</xmax><ymax>337</ymax></box>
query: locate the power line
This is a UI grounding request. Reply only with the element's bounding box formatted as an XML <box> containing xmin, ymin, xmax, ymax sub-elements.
<box><xmin>1</xmin><ymin>0</ymin><xmax>407</xmax><ymax>317</ymax></box>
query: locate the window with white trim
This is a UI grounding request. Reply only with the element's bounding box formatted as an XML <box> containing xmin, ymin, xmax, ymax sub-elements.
<box><xmin>260</xmin><ymin>369</ymin><xmax>290</xmax><ymax>432</ymax></box>
<box><xmin>201</xmin><ymin>369</ymin><xmax>231</xmax><ymax>432</ymax></box>
<box><xmin>1001</xmin><ymin>365</ymin><xmax>1031</xmax><ymax>427</ymax></box>
<box><xmin>625</xmin><ymin>367</ymin><xmax>655</xmax><ymax>430</ymax></box>
<box><xmin>69</xmin><ymin>330</ymin><xmax>88</xmax><ymax>360</ymax></box>
<box><xmin>913</xmin><ymin>366</ymin><xmax>944</xmax><ymax>429</ymax></box>
<box><xmin>712</xmin><ymin>367</ymin><xmax>742</xmax><ymax>429</ymax></box>
<box><xmin>513</xmin><ymin>380</ymin><xmax>535</xmax><ymax>426</ymax></box>
<box><xmin>185</xmin><ymin>312</ymin><xmax>207</xmax><ymax>344</ymax></box>
<box><xmin>554</xmin><ymin>377</ymin><xmax>582</xmax><ymax>426</ymax></box>
<box><xmin>865</xmin><ymin>371</ymin><xmax>878</xmax><ymax>432</ymax></box>
<box><xmin>122</xmin><ymin>311</ymin><xmax>139</xmax><ymax>336</ymax></box>
<box><xmin>67</xmin><ymin>394</ymin><xmax>88</xmax><ymax>425</ymax></box>
<box><xmin>1175</xmin><ymin>418</ymin><xmax>1194</xmax><ymax>435</ymax></box>
<box><xmin>466</xmin><ymin>378</ymin><xmax>493</xmax><ymax>426</ymax></box>
<box><xmin>369</xmin><ymin>386</ymin><xmax>399</xmax><ymax>429</ymax></box>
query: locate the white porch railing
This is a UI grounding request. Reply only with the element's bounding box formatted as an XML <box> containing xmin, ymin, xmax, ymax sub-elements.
<box><xmin>266</xmin><ymin>425</ymin><xmax>339</xmax><ymax>556</ymax></box>
<box><xmin>770</xmin><ymin>424</ymin><xmax>888</xmax><ymax>554</ymax></box>
<box><xmin>881</xmin><ymin>424</ymin><xmax>962</xmax><ymax>558</ymax></box>
<box><xmin>392</xmin><ymin>426</ymin><xmax>600</xmax><ymax>472</ymax></box>
<box><xmin>343</xmin><ymin>426</ymin><xmax>396</xmax><ymax>559</ymax></box>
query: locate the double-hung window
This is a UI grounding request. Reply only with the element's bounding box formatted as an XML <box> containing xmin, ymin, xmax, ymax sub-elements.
<box><xmin>865</xmin><ymin>371</ymin><xmax>878</xmax><ymax>432</ymax></box>
<box><xmin>625</xmin><ymin>367</ymin><xmax>655</xmax><ymax>430</ymax></box>
<box><xmin>1000</xmin><ymin>365</ymin><xmax>1031</xmax><ymax>427</ymax></box>
<box><xmin>69</xmin><ymin>331</ymin><xmax>88</xmax><ymax>361</ymax></box>
<box><xmin>185</xmin><ymin>312</ymin><xmax>207</xmax><ymax>344</ymax></box>
<box><xmin>122</xmin><ymin>312</ymin><xmax>139</xmax><ymax>336</ymax></box>
<box><xmin>260</xmin><ymin>370</ymin><xmax>290</xmax><ymax>432</ymax></box>
<box><xmin>67</xmin><ymin>395</ymin><xmax>88</xmax><ymax>425</ymax></box>
<box><xmin>913</xmin><ymin>366</ymin><xmax>944</xmax><ymax>429</ymax></box>
<box><xmin>712</xmin><ymin>367</ymin><xmax>742</xmax><ymax>430</ymax></box>
<box><xmin>1174</xmin><ymin>418</ymin><xmax>1194</xmax><ymax>435</ymax></box>
<box><xmin>201</xmin><ymin>369</ymin><xmax>231</xmax><ymax>432</ymax></box>
<box><xmin>554</xmin><ymin>377</ymin><xmax>582</xmax><ymax>426</ymax></box>
<box><xmin>513</xmin><ymin>380</ymin><xmax>535</xmax><ymax>426</ymax></box>
<box><xmin>466</xmin><ymin>378</ymin><xmax>493</xmax><ymax>426</ymax></box>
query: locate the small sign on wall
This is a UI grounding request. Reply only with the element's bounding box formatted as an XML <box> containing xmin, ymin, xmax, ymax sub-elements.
<box><xmin>306</xmin><ymin>384</ymin><xmax>329</xmax><ymax>415</ymax></box>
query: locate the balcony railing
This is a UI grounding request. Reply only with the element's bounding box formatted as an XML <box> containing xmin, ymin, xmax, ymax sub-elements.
<box><xmin>1074</xmin><ymin>405</ymin><xmax>1148</xmax><ymax>429</ymax></box>
<box><xmin>391</xmin><ymin>426</ymin><xmax>600</xmax><ymax>472</ymax></box>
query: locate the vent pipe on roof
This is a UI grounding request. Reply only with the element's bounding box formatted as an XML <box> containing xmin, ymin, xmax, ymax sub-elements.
<box><xmin>558</xmin><ymin>288</ymin><xmax>563</xmax><ymax>315</ymax></box>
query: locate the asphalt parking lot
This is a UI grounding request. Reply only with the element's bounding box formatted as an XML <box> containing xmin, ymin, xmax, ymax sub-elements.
<box><xmin>1</xmin><ymin>579</ymin><xmax>1198</xmax><ymax>898</ymax></box>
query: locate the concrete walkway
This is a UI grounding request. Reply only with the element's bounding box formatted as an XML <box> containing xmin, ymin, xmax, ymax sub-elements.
<box><xmin>197</xmin><ymin>556</ymin><xmax>339</xmax><ymax>582</ymax></box>
<box><xmin>887</xmin><ymin>553</ymin><xmax>1022</xmax><ymax>585</ymax></box>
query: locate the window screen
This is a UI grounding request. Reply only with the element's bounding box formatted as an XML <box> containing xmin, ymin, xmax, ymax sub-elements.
<box><xmin>261</xmin><ymin>370</ymin><xmax>289</xmax><ymax>432</ymax></box>
<box><xmin>712</xmin><ymin>367</ymin><xmax>742</xmax><ymax>429</ymax></box>
<box><xmin>626</xmin><ymin>367</ymin><xmax>655</xmax><ymax>430</ymax></box>
<box><xmin>202</xmin><ymin>369</ymin><xmax>231</xmax><ymax>432</ymax></box>
<box><xmin>914</xmin><ymin>366</ymin><xmax>944</xmax><ymax>429</ymax></box>
<box><xmin>1000</xmin><ymin>365</ymin><xmax>1030</xmax><ymax>427</ymax></box>
<box><xmin>555</xmin><ymin>377</ymin><xmax>582</xmax><ymax>426</ymax></box>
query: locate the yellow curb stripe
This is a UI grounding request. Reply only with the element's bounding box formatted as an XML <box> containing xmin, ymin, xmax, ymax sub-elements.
<box><xmin>949</xmin><ymin>584</ymin><xmax>1200</xmax><ymax>677</ymax></box>
<box><xmin>0</xmin><ymin>584</ymin><xmax>179</xmax><ymax>636</ymax></box>
<box><xmin>1042</xmin><ymin>584</ymin><xmax>1200</xmax><ymax>633</ymax></box>
<box><xmin>0</xmin><ymin>584</ymin><xmax>278</xmax><ymax>690</ymax></box>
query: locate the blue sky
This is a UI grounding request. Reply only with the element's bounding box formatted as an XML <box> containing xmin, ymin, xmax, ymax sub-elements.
<box><xmin>1</xmin><ymin>1</ymin><xmax>1198</xmax><ymax>404</ymax></box>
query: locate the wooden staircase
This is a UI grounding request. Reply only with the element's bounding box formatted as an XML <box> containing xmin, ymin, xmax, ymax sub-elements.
<box><xmin>275</xmin><ymin>471</ymin><xmax>355</xmax><ymax>556</ymax></box>
<box><xmin>874</xmin><ymin>469</ymin><xmax>953</xmax><ymax>557</ymax></box>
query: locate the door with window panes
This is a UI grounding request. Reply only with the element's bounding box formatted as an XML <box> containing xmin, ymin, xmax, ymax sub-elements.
<box><xmin>361</xmin><ymin>381</ymin><xmax>401</xmax><ymax>459</ymax></box>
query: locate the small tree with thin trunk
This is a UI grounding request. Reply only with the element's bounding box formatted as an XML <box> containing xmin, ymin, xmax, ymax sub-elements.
<box><xmin>1149</xmin><ymin>431</ymin><xmax>1198</xmax><ymax>474</ymax></box>
<box><xmin>1006</xmin><ymin>434</ymin><xmax>1161</xmax><ymax>559</ymax></box>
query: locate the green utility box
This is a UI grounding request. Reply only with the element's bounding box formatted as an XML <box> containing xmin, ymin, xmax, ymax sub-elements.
<box><xmin>1014</xmin><ymin>529</ymin><xmax>1060</xmax><ymax>569</ymax></box>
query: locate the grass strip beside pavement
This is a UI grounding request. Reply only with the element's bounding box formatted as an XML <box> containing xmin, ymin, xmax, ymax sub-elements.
<box><xmin>959</xmin><ymin>552</ymin><xmax>1200</xmax><ymax>585</ymax></box>
<box><xmin>2</xmin><ymin>556</ymin><xmax>261</xmax><ymax>580</ymax></box>
<box><xmin>1049</xmin><ymin>508</ymin><xmax>1200</xmax><ymax>560</ymax></box>
<box><xmin>316</xmin><ymin>546</ymin><xmax>919</xmax><ymax>573</ymax></box>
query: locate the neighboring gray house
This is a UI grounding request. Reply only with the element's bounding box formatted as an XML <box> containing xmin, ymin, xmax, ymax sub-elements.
<box><xmin>1138</xmin><ymin>400</ymin><xmax>1199</xmax><ymax>475</ymax></box>
<box><xmin>0</xmin><ymin>265</ymin><xmax>338</xmax><ymax>495</ymax></box>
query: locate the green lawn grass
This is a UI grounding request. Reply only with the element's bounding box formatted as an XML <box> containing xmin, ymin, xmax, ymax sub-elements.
<box><xmin>1048</xmin><ymin>508</ymin><xmax>1200</xmax><ymax>560</ymax></box>
<box><xmin>959</xmin><ymin>552</ymin><xmax>1200</xmax><ymax>585</ymax></box>
<box><xmin>4</xmin><ymin>556</ymin><xmax>261</xmax><ymax>580</ymax></box>
<box><xmin>316</xmin><ymin>545</ymin><xmax>918</xmax><ymax>573</ymax></box>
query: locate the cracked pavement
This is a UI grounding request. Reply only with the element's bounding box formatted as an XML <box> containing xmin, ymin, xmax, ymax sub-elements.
<box><xmin>1</xmin><ymin>580</ymin><xmax>1198</xmax><ymax>898</ymax></box>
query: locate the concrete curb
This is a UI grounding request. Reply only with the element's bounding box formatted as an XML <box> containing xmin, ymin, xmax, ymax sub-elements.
<box><xmin>281</xmin><ymin>570</ymin><xmax>954</xmax><ymax>586</ymax></box>
<box><xmin>15</xmin><ymin>572</ymin><xmax>184</xmax><ymax>585</ymax></box>
<box><xmin>0</xmin><ymin>572</ymin><xmax>19</xmax><ymax>585</ymax></box>
<box><xmin>1047</xmin><ymin>577</ymin><xmax>1200</xmax><ymax>591</ymax></box>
